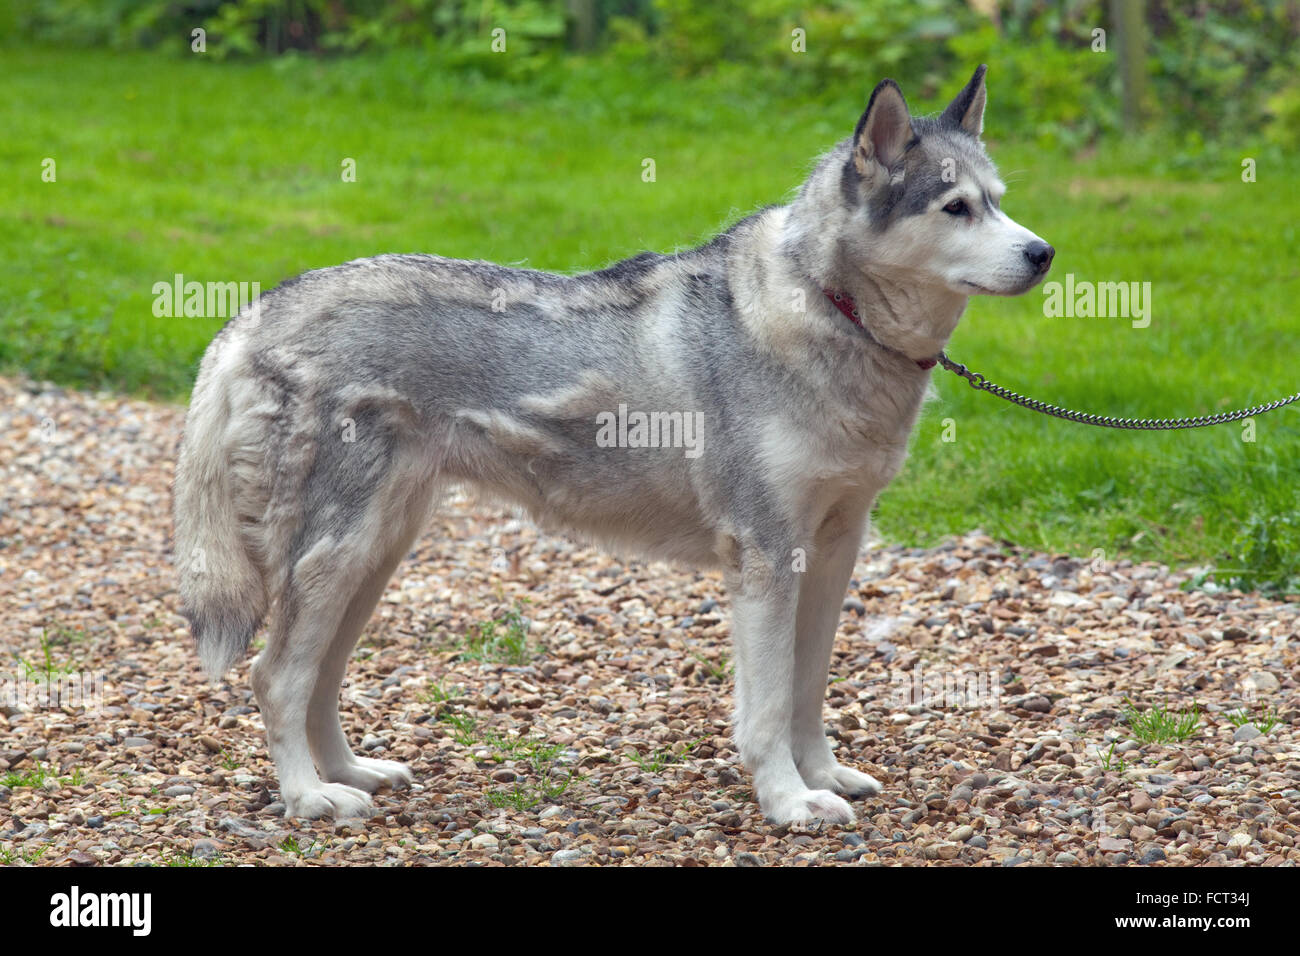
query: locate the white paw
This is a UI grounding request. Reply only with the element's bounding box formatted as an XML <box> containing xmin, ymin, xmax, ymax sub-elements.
<box><xmin>321</xmin><ymin>756</ymin><xmax>413</xmax><ymax>794</ymax></box>
<box><xmin>284</xmin><ymin>782</ymin><xmax>373</xmax><ymax>820</ymax></box>
<box><xmin>764</xmin><ymin>788</ymin><xmax>856</xmax><ymax>826</ymax></box>
<box><xmin>802</xmin><ymin>763</ymin><xmax>882</xmax><ymax>798</ymax></box>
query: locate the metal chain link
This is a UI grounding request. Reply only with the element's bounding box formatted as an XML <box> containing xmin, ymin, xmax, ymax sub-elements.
<box><xmin>936</xmin><ymin>353</ymin><xmax>1300</xmax><ymax>430</ymax></box>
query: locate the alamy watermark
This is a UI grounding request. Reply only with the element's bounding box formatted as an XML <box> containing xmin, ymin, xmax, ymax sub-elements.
<box><xmin>1042</xmin><ymin>273</ymin><xmax>1151</xmax><ymax>328</ymax></box>
<box><xmin>595</xmin><ymin>404</ymin><xmax>704</xmax><ymax>458</ymax></box>
<box><xmin>889</xmin><ymin>663</ymin><xmax>1002</xmax><ymax>709</ymax></box>
<box><xmin>152</xmin><ymin>273</ymin><xmax>262</xmax><ymax>320</ymax></box>
<box><xmin>2</xmin><ymin>670</ymin><xmax>106</xmax><ymax>712</ymax></box>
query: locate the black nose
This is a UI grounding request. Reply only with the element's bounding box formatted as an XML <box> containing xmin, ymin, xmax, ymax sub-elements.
<box><xmin>1024</xmin><ymin>241</ymin><xmax>1055</xmax><ymax>271</ymax></box>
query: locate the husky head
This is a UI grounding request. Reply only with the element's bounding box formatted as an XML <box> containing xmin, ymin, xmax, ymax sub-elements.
<box><xmin>848</xmin><ymin>65</ymin><xmax>1051</xmax><ymax>296</ymax></box>
<box><xmin>793</xmin><ymin>65</ymin><xmax>1052</xmax><ymax>335</ymax></box>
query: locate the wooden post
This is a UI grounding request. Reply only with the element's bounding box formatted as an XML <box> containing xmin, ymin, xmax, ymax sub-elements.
<box><xmin>1113</xmin><ymin>0</ymin><xmax>1146</xmax><ymax>133</ymax></box>
<box><xmin>569</xmin><ymin>0</ymin><xmax>597</xmax><ymax>51</ymax></box>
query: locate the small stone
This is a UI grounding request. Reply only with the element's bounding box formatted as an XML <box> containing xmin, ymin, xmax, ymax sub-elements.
<box><xmin>193</xmin><ymin>839</ymin><xmax>221</xmax><ymax>860</ymax></box>
<box><xmin>951</xmin><ymin>825</ymin><xmax>975</xmax><ymax>843</ymax></box>
<box><xmin>361</xmin><ymin>734</ymin><xmax>388</xmax><ymax>751</ymax></box>
<box><xmin>1233</xmin><ymin>725</ymin><xmax>1262</xmax><ymax>743</ymax></box>
<box><xmin>470</xmin><ymin>833</ymin><xmax>499</xmax><ymax>850</ymax></box>
<box><xmin>1054</xmin><ymin>852</ymin><xmax>1078</xmax><ymax>866</ymax></box>
<box><xmin>1130</xmin><ymin>791</ymin><xmax>1153</xmax><ymax>812</ymax></box>
<box><xmin>551</xmin><ymin>849</ymin><xmax>582</xmax><ymax>866</ymax></box>
<box><xmin>123</xmin><ymin>736</ymin><xmax>151</xmax><ymax>748</ymax></box>
<box><xmin>1139</xmin><ymin>847</ymin><xmax>1167</xmax><ymax>864</ymax></box>
<box><xmin>164</xmin><ymin>785</ymin><xmax>195</xmax><ymax>797</ymax></box>
<box><xmin>926</xmin><ymin>842</ymin><xmax>961</xmax><ymax>860</ymax></box>
<box><xmin>1245</xmin><ymin>671</ymin><xmax>1280</xmax><ymax>693</ymax></box>
<box><xmin>199</xmin><ymin>735</ymin><xmax>223</xmax><ymax>753</ymax></box>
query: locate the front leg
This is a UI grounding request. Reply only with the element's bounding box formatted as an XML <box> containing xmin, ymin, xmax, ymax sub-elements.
<box><xmin>791</xmin><ymin>503</ymin><xmax>882</xmax><ymax>799</ymax></box>
<box><xmin>727</xmin><ymin>541</ymin><xmax>856</xmax><ymax>826</ymax></box>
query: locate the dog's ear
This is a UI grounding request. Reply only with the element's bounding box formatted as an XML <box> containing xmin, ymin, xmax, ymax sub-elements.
<box><xmin>853</xmin><ymin>79</ymin><xmax>915</xmax><ymax>176</ymax></box>
<box><xmin>942</xmin><ymin>64</ymin><xmax>988</xmax><ymax>137</ymax></box>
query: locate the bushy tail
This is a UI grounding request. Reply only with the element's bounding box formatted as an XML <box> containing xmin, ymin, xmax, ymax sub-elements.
<box><xmin>173</xmin><ymin>353</ymin><xmax>268</xmax><ymax>680</ymax></box>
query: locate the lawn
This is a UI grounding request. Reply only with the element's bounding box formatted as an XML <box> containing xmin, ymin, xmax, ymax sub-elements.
<box><xmin>3</xmin><ymin>49</ymin><xmax>1298</xmax><ymax>585</ymax></box>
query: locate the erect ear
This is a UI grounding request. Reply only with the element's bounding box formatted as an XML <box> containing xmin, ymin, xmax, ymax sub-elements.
<box><xmin>941</xmin><ymin>64</ymin><xmax>988</xmax><ymax>137</ymax></box>
<box><xmin>853</xmin><ymin>79</ymin><xmax>915</xmax><ymax>176</ymax></box>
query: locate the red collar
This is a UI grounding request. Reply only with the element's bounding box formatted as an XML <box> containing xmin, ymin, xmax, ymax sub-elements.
<box><xmin>821</xmin><ymin>288</ymin><xmax>937</xmax><ymax>370</ymax></box>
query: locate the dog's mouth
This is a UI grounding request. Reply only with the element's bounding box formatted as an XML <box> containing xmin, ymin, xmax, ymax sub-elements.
<box><xmin>960</xmin><ymin>272</ymin><xmax>1049</xmax><ymax>297</ymax></box>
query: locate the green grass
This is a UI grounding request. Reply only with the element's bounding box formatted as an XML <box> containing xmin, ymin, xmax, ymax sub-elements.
<box><xmin>485</xmin><ymin>740</ymin><xmax>580</xmax><ymax>812</ymax></box>
<box><xmin>0</xmin><ymin>761</ymin><xmax>83</xmax><ymax>789</ymax></box>
<box><xmin>163</xmin><ymin>849</ymin><xmax>225</xmax><ymax>867</ymax></box>
<box><xmin>1096</xmin><ymin>742</ymin><xmax>1127</xmax><ymax>773</ymax></box>
<box><xmin>277</xmin><ymin>835</ymin><xmax>317</xmax><ymax>857</ymax></box>
<box><xmin>1226</xmin><ymin>704</ymin><xmax>1280</xmax><ymax>734</ymax></box>
<box><xmin>419</xmin><ymin>679</ymin><xmax>467</xmax><ymax>705</ymax></box>
<box><xmin>0</xmin><ymin>845</ymin><xmax>50</xmax><ymax>865</ymax></box>
<box><xmin>16</xmin><ymin>630</ymin><xmax>81</xmax><ymax>683</ymax></box>
<box><xmin>457</xmin><ymin>605</ymin><xmax>535</xmax><ymax>665</ymax></box>
<box><xmin>626</xmin><ymin>735</ymin><xmax>709</xmax><ymax>773</ymax></box>
<box><xmin>434</xmin><ymin>705</ymin><xmax>579</xmax><ymax>811</ymax></box>
<box><xmin>1122</xmin><ymin>699</ymin><xmax>1201</xmax><ymax>745</ymax></box>
<box><xmin>3</xmin><ymin>49</ymin><xmax>1298</xmax><ymax>585</ymax></box>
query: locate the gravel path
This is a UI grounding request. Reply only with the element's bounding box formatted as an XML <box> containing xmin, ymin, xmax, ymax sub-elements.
<box><xmin>1</xmin><ymin>375</ymin><xmax>1297</xmax><ymax>867</ymax></box>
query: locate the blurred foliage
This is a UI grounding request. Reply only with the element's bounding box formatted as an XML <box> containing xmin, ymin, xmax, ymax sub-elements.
<box><xmin>6</xmin><ymin>0</ymin><xmax>1300</xmax><ymax>146</ymax></box>
<box><xmin>1227</xmin><ymin>512</ymin><xmax>1300</xmax><ymax>595</ymax></box>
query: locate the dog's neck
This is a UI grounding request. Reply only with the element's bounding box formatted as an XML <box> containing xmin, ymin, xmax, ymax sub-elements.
<box><xmin>826</xmin><ymin>265</ymin><xmax>968</xmax><ymax>362</ymax></box>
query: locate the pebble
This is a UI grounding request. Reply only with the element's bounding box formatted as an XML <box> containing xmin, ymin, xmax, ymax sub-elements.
<box><xmin>193</xmin><ymin>839</ymin><xmax>222</xmax><ymax>860</ymax></box>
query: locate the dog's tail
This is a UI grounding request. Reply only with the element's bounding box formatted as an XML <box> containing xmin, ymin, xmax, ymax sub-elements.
<box><xmin>173</xmin><ymin>341</ymin><xmax>268</xmax><ymax>681</ymax></box>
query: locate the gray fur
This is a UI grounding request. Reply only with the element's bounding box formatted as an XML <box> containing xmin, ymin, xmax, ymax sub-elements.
<box><xmin>174</xmin><ymin>65</ymin><xmax>1052</xmax><ymax>823</ymax></box>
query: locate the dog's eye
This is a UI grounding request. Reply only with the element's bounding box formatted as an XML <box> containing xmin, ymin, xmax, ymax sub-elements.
<box><xmin>943</xmin><ymin>199</ymin><xmax>969</xmax><ymax>216</ymax></box>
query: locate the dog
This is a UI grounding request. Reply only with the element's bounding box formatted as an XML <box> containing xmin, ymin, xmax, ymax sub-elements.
<box><xmin>173</xmin><ymin>64</ymin><xmax>1052</xmax><ymax>824</ymax></box>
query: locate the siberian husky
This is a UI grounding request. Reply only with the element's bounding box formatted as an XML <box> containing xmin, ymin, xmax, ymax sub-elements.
<box><xmin>174</xmin><ymin>65</ymin><xmax>1053</xmax><ymax>824</ymax></box>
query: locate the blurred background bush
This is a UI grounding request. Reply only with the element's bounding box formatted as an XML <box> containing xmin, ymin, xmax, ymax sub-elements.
<box><xmin>7</xmin><ymin>0</ymin><xmax>1300</xmax><ymax>149</ymax></box>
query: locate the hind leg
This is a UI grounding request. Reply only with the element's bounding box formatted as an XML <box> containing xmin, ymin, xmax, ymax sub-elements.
<box><xmin>253</xmin><ymin>456</ymin><xmax>435</xmax><ymax>819</ymax></box>
<box><xmin>306</xmin><ymin>518</ymin><xmax>427</xmax><ymax>794</ymax></box>
<box><xmin>251</xmin><ymin>563</ymin><xmax>375</xmax><ymax>820</ymax></box>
